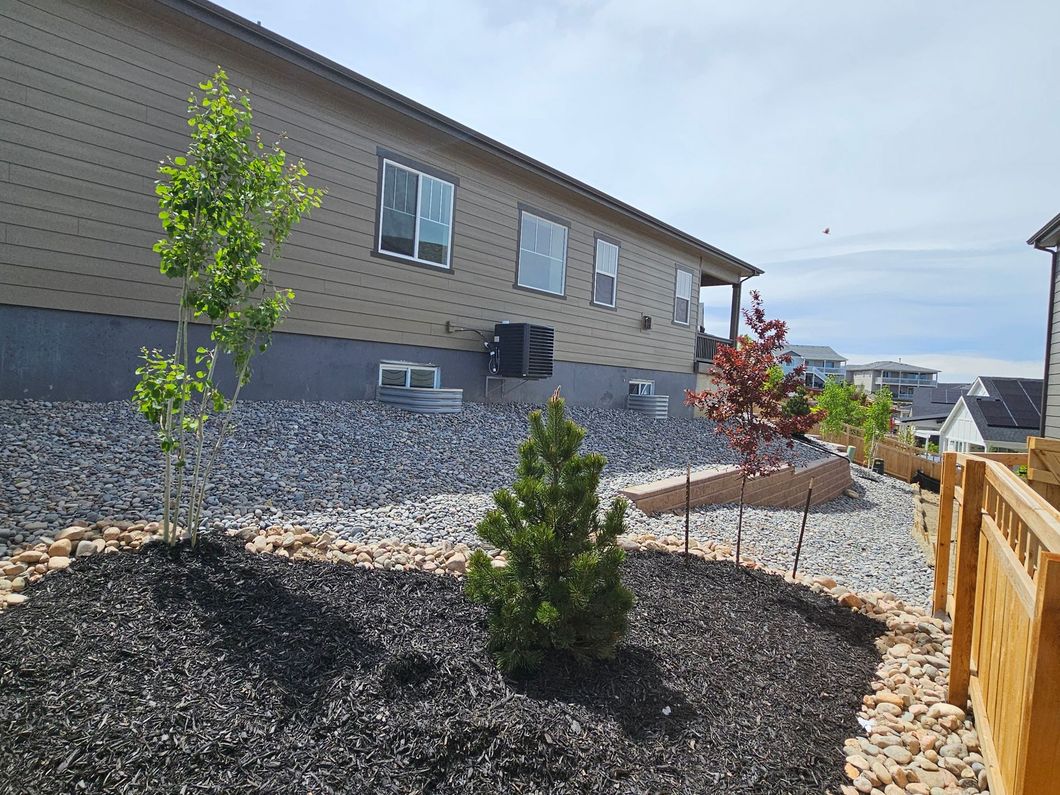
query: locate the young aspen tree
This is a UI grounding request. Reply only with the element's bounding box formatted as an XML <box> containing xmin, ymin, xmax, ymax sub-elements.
<box><xmin>133</xmin><ymin>69</ymin><xmax>323</xmax><ymax>546</ymax></box>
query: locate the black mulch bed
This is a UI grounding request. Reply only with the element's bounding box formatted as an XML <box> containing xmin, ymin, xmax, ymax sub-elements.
<box><xmin>0</xmin><ymin>539</ymin><xmax>883</xmax><ymax>794</ymax></box>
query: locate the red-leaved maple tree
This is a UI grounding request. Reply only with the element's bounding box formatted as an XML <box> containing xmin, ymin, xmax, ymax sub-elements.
<box><xmin>685</xmin><ymin>291</ymin><xmax>818</xmax><ymax>564</ymax></box>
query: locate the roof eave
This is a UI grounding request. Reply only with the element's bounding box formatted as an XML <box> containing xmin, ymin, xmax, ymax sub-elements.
<box><xmin>1028</xmin><ymin>211</ymin><xmax>1060</xmax><ymax>248</ymax></box>
<box><xmin>159</xmin><ymin>0</ymin><xmax>763</xmax><ymax>278</ymax></box>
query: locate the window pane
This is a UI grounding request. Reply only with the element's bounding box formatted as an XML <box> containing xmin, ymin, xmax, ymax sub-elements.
<box><xmin>380</xmin><ymin>163</ymin><xmax>417</xmax><ymax>257</ymax></box>
<box><xmin>417</xmin><ymin>174</ymin><xmax>453</xmax><ymax>265</ymax></box>
<box><xmin>518</xmin><ymin>213</ymin><xmax>566</xmax><ymax>294</ymax></box>
<box><xmin>676</xmin><ymin>270</ymin><xmax>693</xmax><ymax>299</ymax></box>
<box><xmin>594</xmin><ymin>272</ymin><xmax>615</xmax><ymax>306</ymax></box>
<box><xmin>409</xmin><ymin>368</ymin><xmax>437</xmax><ymax>388</ymax></box>
<box><xmin>521</xmin><ymin>213</ymin><xmax>537</xmax><ymax>253</ymax></box>
<box><xmin>380</xmin><ymin>367</ymin><xmax>408</xmax><ymax>387</ymax></box>
<box><xmin>417</xmin><ymin>221</ymin><xmax>449</xmax><ymax>263</ymax></box>
<box><xmin>596</xmin><ymin>239</ymin><xmax>618</xmax><ymax>276</ymax></box>
<box><xmin>675</xmin><ymin>296</ymin><xmax>690</xmax><ymax>324</ymax></box>
<box><xmin>551</xmin><ymin>224</ymin><xmax>567</xmax><ymax>259</ymax></box>
<box><xmin>535</xmin><ymin>220</ymin><xmax>552</xmax><ymax>256</ymax></box>
<box><xmin>518</xmin><ymin>250</ymin><xmax>555</xmax><ymax>292</ymax></box>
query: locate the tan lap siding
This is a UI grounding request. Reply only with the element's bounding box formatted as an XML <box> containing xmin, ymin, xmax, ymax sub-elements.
<box><xmin>1047</xmin><ymin>251</ymin><xmax>1060</xmax><ymax>438</ymax></box>
<box><xmin>0</xmin><ymin>0</ymin><xmax>745</xmax><ymax>374</ymax></box>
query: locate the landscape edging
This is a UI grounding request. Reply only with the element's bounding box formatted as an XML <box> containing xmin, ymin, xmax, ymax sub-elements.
<box><xmin>618</xmin><ymin>455</ymin><xmax>853</xmax><ymax>515</ymax></box>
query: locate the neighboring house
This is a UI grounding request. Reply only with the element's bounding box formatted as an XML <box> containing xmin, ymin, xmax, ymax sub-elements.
<box><xmin>939</xmin><ymin>377</ymin><xmax>1043</xmax><ymax>453</ymax></box>
<box><xmin>779</xmin><ymin>345</ymin><xmax>846</xmax><ymax>389</ymax></box>
<box><xmin>897</xmin><ymin>383</ymin><xmax>970</xmax><ymax>447</ymax></box>
<box><xmin>1029</xmin><ymin>212</ymin><xmax>1060</xmax><ymax>438</ymax></box>
<box><xmin>846</xmin><ymin>361</ymin><xmax>939</xmax><ymax>403</ymax></box>
<box><xmin>0</xmin><ymin>0</ymin><xmax>758</xmax><ymax>413</ymax></box>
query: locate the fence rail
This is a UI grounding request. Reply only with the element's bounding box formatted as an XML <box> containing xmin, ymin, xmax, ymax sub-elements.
<box><xmin>813</xmin><ymin>422</ymin><xmax>941</xmax><ymax>481</ymax></box>
<box><xmin>932</xmin><ymin>441</ymin><xmax>1060</xmax><ymax>795</ymax></box>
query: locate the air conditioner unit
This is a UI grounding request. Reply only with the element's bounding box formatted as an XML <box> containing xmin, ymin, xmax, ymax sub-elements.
<box><xmin>494</xmin><ymin>323</ymin><xmax>554</xmax><ymax>379</ymax></box>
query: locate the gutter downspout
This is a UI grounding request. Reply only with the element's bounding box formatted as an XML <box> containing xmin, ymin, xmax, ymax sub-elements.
<box><xmin>1032</xmin><ymin>240</ymin><xmax>1058</xmax><ymax>439</ymax></box>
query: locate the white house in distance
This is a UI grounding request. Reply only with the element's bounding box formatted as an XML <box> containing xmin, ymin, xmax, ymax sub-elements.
<box><xmin>898</xmin><ymin>383</ymin><xmax>970</xmax><ymax>447</ymax></box>
<box><xmin>939</xmin><ymin>377</ymin><xmax>1043</xmax><ymax>453</ymax></box>
<box><xmin>846</xmin><ymin>361</ymin><xmax>939</xmax><ymax>403</ymax></box>
<box><xmin>779</xmin><ymin>345</ymin><xmax>846</xmax><ymax>389</ymax></box>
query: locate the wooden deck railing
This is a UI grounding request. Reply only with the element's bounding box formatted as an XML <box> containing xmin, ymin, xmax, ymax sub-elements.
<box><xmin>932</xmin><ymin>443</ymin><xmax>1060</xmax><ymax>795</ymax></box>
<box><xmin>694</xmin><ymin>332</ymin><xmax>732</xmax><ymax>364</ymax></box>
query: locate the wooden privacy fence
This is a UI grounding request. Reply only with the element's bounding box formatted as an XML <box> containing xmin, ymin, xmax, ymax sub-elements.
<box><xmin>931</xmin><ymin>445</ymin><xmax>1060</xmax><ymax>795</ymax></box>
<box><xmin>813</xmin><ymin>423</ymin><xmax>941</xmax><ymax>482</ymax></box>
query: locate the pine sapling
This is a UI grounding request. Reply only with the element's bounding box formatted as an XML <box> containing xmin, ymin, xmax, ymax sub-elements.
<box><xmin>466</xmin><ymin>391</ymin><xmax>634</xmax><ymax>673</ymax></box>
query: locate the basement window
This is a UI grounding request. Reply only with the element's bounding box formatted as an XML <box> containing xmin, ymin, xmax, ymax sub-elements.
<box><xmin>378</xmin><ymin>362</ymin><xmax>440</xmax><ymax>389</ymax></box>
<box><xmin>628</xmin><ymin>380</ymin><xmax>655</xmax><ymax>396</ymax></box>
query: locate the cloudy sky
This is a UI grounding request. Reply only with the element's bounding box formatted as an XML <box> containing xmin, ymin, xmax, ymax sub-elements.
<box><xmin>225</xmin><ymin>0</ymin><xmax>1058</xmax><ymax>382</ymax></box>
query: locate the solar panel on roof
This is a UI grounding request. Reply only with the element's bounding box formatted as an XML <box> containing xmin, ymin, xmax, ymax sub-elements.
<box><xmin>1012</xmin><ymin>406</ymin><xmax>1041</xmax><ymax>424</ymax></box>
<box><xmin>979</xmin><ymin>400</ymin><xmax>1018</xmax><ymax>428</ymax></box>
<box><xmin>995</xmin><ymin>381</ymin><xmax>1025</xmax><ymax>400</ymax></box>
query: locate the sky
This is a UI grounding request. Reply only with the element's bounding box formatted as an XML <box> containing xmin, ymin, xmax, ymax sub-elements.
<box><xmin>223</xmin><ymin>0</ymin><xmax>1059</xmax><ymax>383</ymax></box>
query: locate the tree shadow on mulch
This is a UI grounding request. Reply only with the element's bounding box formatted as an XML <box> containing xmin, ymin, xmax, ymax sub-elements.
<box><xmin>514</xmin><ymin>645</ymin><xmax>691</xmax><ymax>742</ymax></box>
<box><xmin>150</xmin><ymin>540</ymin><xmax>380</xmax><ymax>712</ymax></box>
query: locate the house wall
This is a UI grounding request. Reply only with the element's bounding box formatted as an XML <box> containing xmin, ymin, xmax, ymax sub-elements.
<box><xmin>0</xmin><ymin>0</ymin><xmax>746</xmax><ymax>404</ymax></box>
<box><xmin>940</xmin><ymin>400</ymin><xmax>985</xmax><ymax>452</ymax></box>
<box><xmin>0</xmin><ymin>304</ymin><xmax>696</xmax><ymax>406</ymax></box>
<box><xmin>850</xmin><ymin>371</ymin><xmax>875</xmax><ymax>393</ymax></box>
<box><xmin>1045</xmin><ymin>250</ymin><xmax>1060</xmax><ymax>437</ymax></box>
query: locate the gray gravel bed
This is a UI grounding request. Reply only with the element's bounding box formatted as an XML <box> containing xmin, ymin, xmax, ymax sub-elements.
<box><xmin>0</xmin><ymin>400</ymin><xmax>929</xmax><ymax>605</ymax></box>
<box><xmin>643</xmin><ymin>467</ymin><xmax>931</xmax><ymax>607</ymax></box>
<box><xmin>0</xmin><ymin>399</ymin><xmax>818</xmax><ymax>547</ymax></box>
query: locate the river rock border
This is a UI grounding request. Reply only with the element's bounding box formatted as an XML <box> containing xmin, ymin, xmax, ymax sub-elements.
<box><xmin>0</xmin><ymin>523</ymin><xmax>987</xmax><ymax>795</ymax></box>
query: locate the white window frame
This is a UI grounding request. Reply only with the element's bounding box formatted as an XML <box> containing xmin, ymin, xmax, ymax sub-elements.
<box><xmin>516</xmin><ymin>210</ymin><xmax>568</xmax><ymax>296</ymax></box>
<box><xmin>628</xmin><ymin>380</ymin><xmax>655</xmax><ymax>396</ymax></box>
<box><xmin>673</xmin><ymin>267</ymin><xmax>694</xmax><ymax>325</ymax></box>
<box><xmin>592</xmin><ymin>236</ymin><xmax>620</xmax><ymax>308</ymax></box>
<box><xmin>378</xmin><ymin>362</ymin><xmax>440</xmax><ymax>389</ymax></box>
<box><xmin>377</xmin><ymin>158</ymin><xmax>455</xmax><ymax>270</ymax></box>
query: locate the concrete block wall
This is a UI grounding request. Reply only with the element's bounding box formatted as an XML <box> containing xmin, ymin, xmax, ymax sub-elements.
<box><xmin>620</xmin><ymin>455</ymin><xmax>852</xmax><ymax>515</ymax></box>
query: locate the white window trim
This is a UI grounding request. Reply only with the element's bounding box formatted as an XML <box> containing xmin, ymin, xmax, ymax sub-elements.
<box><xmin>591</xmin><ymin>237</ymin><xmax>620</xmax><ymax>308</ymax></box>
<box><xmin>673</xmin><ymin>267</ymin><xmax>694</xmax><ymax>325</ymax></box>
<box><xmin>378</xmin><ymin>362</ymin><xmax>441</xmax><ymax>389</ymax></box>
<box><xmin>377</xmin><ymin>158</ymin><xmax>455</xmax><ymax>270</ymax></box>
<box><xmin>516</xmin><ymin>210</ymin><xmax>568</xmax><ymax>296</ymax></box>
<box><xmin>628</xmin><ymin>379</ymin><xmax>655</xmax><ymax>396</ymax></box>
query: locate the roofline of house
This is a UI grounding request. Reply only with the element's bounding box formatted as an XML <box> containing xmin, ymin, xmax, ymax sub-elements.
<box><xmin>158</xmin><ymin>0</ymin><xmax>763</xmax><ymax>279</ymax></box>
<box><xmin>845</xmin><ymin>363</ymin><xmax>940</xmax><ymax>374</ymax></box>
<box><xmin>1028</xmin><ymin>211</ymin><xmax>1060</xmax><ymax>248</ymax></box>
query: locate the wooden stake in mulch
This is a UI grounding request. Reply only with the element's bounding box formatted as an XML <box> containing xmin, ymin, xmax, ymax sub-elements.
<box><xmin>684</xmin><ymin>463</ymin><xmax>691</xmax><ymax>559</ymax></box>
<box><xmin>792</xmin><ymin>478</ymin><xmax>815</xmax><ymax>578</ymax></box>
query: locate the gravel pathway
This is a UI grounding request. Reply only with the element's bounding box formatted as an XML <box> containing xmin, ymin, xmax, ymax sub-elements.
<box><xmin>0</xmin><ymin>400</ymin><xmax>929</xmax><ymax>604</ymax></box>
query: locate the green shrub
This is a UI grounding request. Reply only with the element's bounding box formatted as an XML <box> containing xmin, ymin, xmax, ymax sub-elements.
<box><xmin>466</xmin><ymin>392</ymin><xmax>634</xmax><ymax>673</ymax></box>
<box><xmin>783</xmin><ymin>385</ymin><xmax>812</xmax><ymax>419</ymax></box>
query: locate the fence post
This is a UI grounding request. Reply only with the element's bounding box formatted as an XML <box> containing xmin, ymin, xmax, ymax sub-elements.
<box><xmin>1027</xmin><ymin>437</ymin><xmax>1060</xmax><ymax>510</ymax></box>
<box><xmin>948</xmin><ymin>457</ymin><xmax>985</xmax><ymax>707</ymax></box>
<box><xmin>932</xmin><ymin>452</ymin><xmax>958</xmax><ymax>613</ymax></box>
<box><xmin>1014</xmin><ymin>552</ymin><xmax>1060</xmax><ymax>795</ymax></box>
